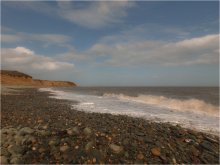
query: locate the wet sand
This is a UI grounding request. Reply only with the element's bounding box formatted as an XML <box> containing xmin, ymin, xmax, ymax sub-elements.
<box><xmin>1</xmin><ymin>86</ymin><xmax>219</xmax><ymax>164</ymax></box>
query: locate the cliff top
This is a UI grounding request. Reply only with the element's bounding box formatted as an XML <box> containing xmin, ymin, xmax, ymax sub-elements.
<box><xmin>0</xmin><ymin>70</ymin><xmax>77</xmax><ymax>87</ymax></box>
<box><xmin>1</xmin><ymin>70</ymin><xmax>32</xmax><ymax>78</ymax></box>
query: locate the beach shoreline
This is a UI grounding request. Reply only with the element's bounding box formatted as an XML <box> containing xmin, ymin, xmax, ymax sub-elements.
<box><xmin>1</xmin><ymin>86</ymin><xmax>219</xmax><ymax>164</ymax></box>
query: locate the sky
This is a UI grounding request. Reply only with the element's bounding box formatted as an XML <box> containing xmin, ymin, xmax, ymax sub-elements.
<box><xmin>1</xmin><ymin>1</ymin><xmax>219</xmax><ymax>86</ymax></box>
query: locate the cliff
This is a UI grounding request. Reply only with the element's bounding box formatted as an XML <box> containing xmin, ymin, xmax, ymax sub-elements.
<box><xmin>0</xmin><ymin>70</ymin><xmax>77</xmax><ymax>87</ymax></box>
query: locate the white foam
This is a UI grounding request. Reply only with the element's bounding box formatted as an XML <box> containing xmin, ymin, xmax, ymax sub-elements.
<box><xmin>104</xmin><ymin>93</ymin><xmax>219</xmax><ymax>117</ymax></box>
<box><xmin>39</xmin><ymin>88</ymin><xmax>220</xmax><ymax>135</ymax></box>
<box><xmin>81</xmin><ymin>102</ymin><xmax>94</xmax><ymax>105</ymax></box>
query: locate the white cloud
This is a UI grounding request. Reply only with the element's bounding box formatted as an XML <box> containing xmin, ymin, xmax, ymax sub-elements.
<box><xmin>30</xmin><ymin>34</ymin><xmax>71</xmax><ymax>43</ymax></box>
<box><xmin>1</xmin><ymin>46</ymin><xmax>74</xmax><ymax>73</ymax></box>
<box><xmin>98</xmin><ymin>23</ymin><xmax>191</xmax><ymax>44</ymax></box>
<box><xmin>174</xmin><ymin>34</ymin><xmax>218</xmax><ymax>48</ymax></box>
<box><xmin>14</xmin><ymin>46</ymin><xmax>34</xmax><ymax>55</ymax></box>
<box><xmin>57</xmin><ymin>1</ymin><xmax>135</xmax><ymax>28</ymax></box>
<box><xmin>1</xmin><ymin>31</ymin><xmax>71</xmax><ymax>44</ymax></box>
<box><xmin>1</xmin><ymin>34</ymin><xmax>22</xmax><ymax>43</ymax></box>
<box><xmin>31</xmin><ymin>61</ymin><xmax>74</xmax><ymax>71</ymax></box>
<box><xmin>85</xmin><ymin>34</ymin><xmax>219</xmax><ymax>66</ymax></box>
<box><xmin>4</xmin><ymin>1</ymin><xmax>135</xmax><ymax>29</ymax></box>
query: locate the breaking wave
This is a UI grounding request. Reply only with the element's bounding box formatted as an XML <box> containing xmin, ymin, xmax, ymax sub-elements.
<box><xmin>104</xmin><ymin>93</ymin><xmax>219</xmax><ymax>116</ymax></box>
<box><xmin>39</xmin><ymin>88</ymin><xmax>219</xmax><ymax>135</ymax></box>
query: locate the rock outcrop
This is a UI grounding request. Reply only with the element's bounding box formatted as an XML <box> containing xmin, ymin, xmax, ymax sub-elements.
<box><xmin>0</xmin><ymin>70</ymin><xmax>77</xmax><ymax>87</ymax></box>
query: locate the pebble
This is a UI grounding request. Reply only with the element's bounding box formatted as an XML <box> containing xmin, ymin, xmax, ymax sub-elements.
<box><xmin>172</xmin><ymin>157</ymin><xmax>177</xmax><ymax>164</ymax></box>
<box><xmin>204</xmin><ymin>136</ymin><xmax>219</xmax><ymax>144</ymax></box>
<box><xmin>1</xmin><ymin>148</ymin><xmax>10</xmax><ymax>157</ymax></box>
<box><xmin>85</xmin><ymin>141</ymin><xmax>95</xmax><ymax>151</ymax></box>
<box><xmin>10</xmin><ymin>156</ymin><xmax>23</xmax><ymax>164</ymax></box>
<box><xmin>83</xmin><ymin>127</ymin><xmax>92</xmax><ymax>136</ymax></box>
<box><xmin>137</xmin><ymin>153</ymin><xmax>144</xmax><ymax>160</ymax></box>
<box><xmin>72</xmin><ymin>127</ymin><xmax>80</xmax><ymax>135</ymax></box>
<box><xmin>137</xmin><ymin>132</ymin><xmax>145</xmax><ymax>136</ymax></box>
<box><xmin>18</xmin><ymin>127</ymin><xmax>34</xmax><ymax>136</ymax></box>
<box><xmin>38</xmin><ymin>147</ymin><xmax>46</xmax><ymax>153</ymax></box>
<box><xmin>32</xmin><ymin>147</ymin><xmax>36</xmax><ymax>151</ymax></box>
<box><xmin>49</xmin><ymin>139</ymin><xmax>60</xmax><ymax>146</ymax></box>
<box><xmin>66</xmin><ymin>129</ymin><xmax>74</xmax><ymax>136</ymax></box>
<box><xmin>200</xmin><ymin>141</ymin><xmax>215</xmax><ymax>152</ymax></box>
<box><xmin>42</xmin><ymin>125</ymin><xmax>48</xmax><ymax>129</ymax></box>
<box><xmin>14</xmin><ymin>135</ymin><xmax>23</xmax><ymax>145</ymax></box>
<box><xmin>191</xmin><ymin>146</ymin><xmax>199</xmax><ymax>156</ymax></box>
<box><xmin>122</xmin><ymin>138</ymin><xmax>129</xmax><ymax>145</ymax></box>
<box><xmin>60</xmin><ymin>145</ymin><xmax>69</xmax><ymax>152</ymax></box>
<box><xmin>8</xmin><ymin>145</ymin><xmax>24</xmax><ymax>155</ymax></box>
<box><xmin>39</xmin><ymin>130</ymin><xmax>51</xmax><ymax>136</ymax></box>
<box><xmin>0</xmin><ymin>156</ymin><xmax>8</xmax><ymax>164</ymax></box>
<box><xmin>92</xmin><ymin>158</ymin><xmax>96</xmax><ymax>163</ymax></box>
<box><xmin>109</xmin><ymin>144</ymin><xmax>123</xmax><ymax>154</ymax></box>
<box><xmin>151</xmin><ymin>147</ymin><xmax>161</xmax><ymax>156</ymax></box>
<box><xmin>37</xmin><ymin>119</ymin><xmax>44</xmax><ymax>123</ymax></box>
<box><xmin>185</xmin><ymin>138</ymin><xmax>194</xmax><ymax>143</ymax></box>
<box><xmin>145</xmin><ymin>137</ymin><xmax>153</xmax><ymax>143</ymax></box>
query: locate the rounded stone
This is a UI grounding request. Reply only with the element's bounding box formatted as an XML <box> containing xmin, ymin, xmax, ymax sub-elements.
<box><xmin>10</xmin><ymin>156</ymin><xmax>23</xmax><ymax>164</ymax></box>
<box><xmin>14</xmin><ymin>135</ymin><xmax>23</xmax><ymax>145</ymax></box>
<box><xmin>85</xmin><ymin>141</ymin><xmax>95</xmax><ymax>151</ymax></box>
<box><xmin>42</xmin><ymin>125</ymin><xmax>48</xmax><ymax>130</ymax></box>
<box><xmin>38</xmin><ymin>147</ymin><xmax>46</xmax><ymax>153</ymax></box>
<box><xmin>124</xmin><ymin>151</ymin><xmax>129</xmax><ymax>158</ymax></box>
<box><xmin>38</xmin><ymin>130</ymin><xmax>51</xmax><ymax>136</ymax></box>
<box><xmin>49</xmin><ymin>139</ymin><xmax>60</xmax><ymax>146</ymax></box>
<box><xmin>72</xmin><ymin>127</ymin><xmax>80</xmax><ymax>135</ymax></box>
<box><xmin>109</xmin><ymin>144</ymin><xmax>123</xmax><ymax>154</ymax></box>
<box><xmin>18</xmin><ymin>127</ymin><xmax>34</xmax><ymax>136</ymax></box>
<box><xmin>151</xmin><ymin>147</ymin><xmax>161</xmax><ymax>156</ymax></box>
<box><xmin>66</xmin><ymin>129</ymin><xmax>73</xmax><ymax>136</ymax></box>
<box><xmin>92</xmin><ymin>158</ymin><xmax>96</xmax><ymax>163</ymax></box>
<box><xmin>137</xmin><ymin>153</ymin><xmax>145</xmax><ymax>160</ymax></box>
<box><xmin>7</xmin><ymin>145</ymin><xmax>24</xmax><ymax>155</ymax></box>
<box><xmin>60</xmin><ymin>145</ymin><xmax>69</xmax><ymax>152</ymax></box>
<box><xmin>83</xmin><ymin>127</ymin><xmax>92</xmax><ymax>136</ymax></box>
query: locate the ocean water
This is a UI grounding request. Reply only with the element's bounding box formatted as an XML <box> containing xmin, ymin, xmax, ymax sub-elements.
<box><xmin>39</xmin><ymin>87</ymin><xmax>219</xmax><ymax>135</ymax></box>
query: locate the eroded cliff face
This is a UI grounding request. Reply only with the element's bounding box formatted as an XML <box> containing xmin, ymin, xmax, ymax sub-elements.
<box><xmin>0</xmin><ymin>70</ymin><xmax>77</xmax><ymax>87</ymax></box>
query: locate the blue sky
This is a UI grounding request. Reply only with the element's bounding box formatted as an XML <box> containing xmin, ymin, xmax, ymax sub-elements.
<box><xmin>1</xmin><ymin>1</ymin><xmax>219</xmax><ymax>86</ymax></box>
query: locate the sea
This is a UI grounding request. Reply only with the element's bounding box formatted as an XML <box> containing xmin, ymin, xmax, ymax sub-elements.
<box><xmin>39</xmin><ymin>87</ymin><xmax>219</xmax><ymax>135</ymax></box>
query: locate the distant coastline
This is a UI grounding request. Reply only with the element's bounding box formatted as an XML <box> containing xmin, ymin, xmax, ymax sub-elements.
<box><xmin>0</xmin><ymin>70</ymin><xmax>77</xmax><ymax>87</ymax></box>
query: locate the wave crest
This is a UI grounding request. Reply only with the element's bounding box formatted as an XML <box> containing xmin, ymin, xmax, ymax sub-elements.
<box><xmin>104</xmin><ymin>93</ymin><xmax>219</xmax><ymax>116</ymax></box>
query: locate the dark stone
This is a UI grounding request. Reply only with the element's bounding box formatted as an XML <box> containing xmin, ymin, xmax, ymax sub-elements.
<box><xmin>122</xmin><ymin>139</ymin><xmax>129</xmax><ymax>145</ymax></box>
<box><xmin>145</xmin><ymin>137</ymin><xmax>153</xmax><ymax>143</ymax></box>
<box><xmin>204</xmin><ymin>136</ymin><xmax>219</xmax><ymax>144</ymax></box>
<box><xmin>136</xmin><ymin>132</ymin><xmax>145</xmax><ymax>136</ymax></box>
<box><xmin>57</xmin><ymin>130</ymin><xmax>68</xmax><ymax>137</ymax></box>
<box><xmin>200</xmin><ymin>141</ymin><xmax>215</xmax><ymax>152</ymax></box>
<box><xmin>90</xmin><ymin>149</ymin><xmax>105</xmax><ymax>162</ymax></box>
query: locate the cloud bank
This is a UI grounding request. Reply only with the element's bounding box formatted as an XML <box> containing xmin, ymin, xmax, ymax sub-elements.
<box><xmin>88</xmin><ymin>34</ymin><xmax>219</xmax><ymax>66</ymax></box>
<box><xmin>4</xmin><ymin>1</ymin><xmax>135</xmax><ymax>29</ymax></box>
<box><xmin>57</xmin><ymin>1</ymin><xmax>135</xmax><ymax>28</ymax></box>
<box><xmin>2</xmin><ymin>32</ymin><xmax>71</xmax><ymax>44</ymax></box>
<box><xmin>1</xmin><ymin>46</ymin><xmax>74</xmax><ymax>75</ymax></box>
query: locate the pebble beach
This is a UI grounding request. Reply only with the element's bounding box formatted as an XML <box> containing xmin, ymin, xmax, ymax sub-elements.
<box><xmin>1</xmin><ymin>86</ymin><xmax>219</xmax><ymax>164</ymax></box>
